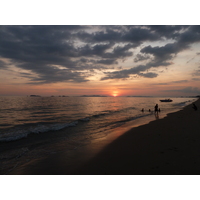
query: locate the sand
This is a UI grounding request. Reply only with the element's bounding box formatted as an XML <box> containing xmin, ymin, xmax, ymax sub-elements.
<box><xmin>9</xmin><ymin>98</ymin><xmax>200</xmax><ymax>175</ymax></box>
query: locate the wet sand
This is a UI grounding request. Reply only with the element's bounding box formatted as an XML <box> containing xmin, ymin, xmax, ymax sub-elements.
<box><xmin>10</xmin><ymin>98</ymin><xmax>200</xmax><ymax>175</ymax></box>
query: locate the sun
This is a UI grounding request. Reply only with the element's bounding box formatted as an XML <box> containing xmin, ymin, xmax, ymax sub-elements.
<box><xmin>112</xmin><ymin>91</ymin><xmax>119</xmax><ymax>97</ymax></box>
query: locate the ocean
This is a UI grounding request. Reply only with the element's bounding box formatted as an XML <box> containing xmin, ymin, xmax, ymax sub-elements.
<box><xmin>0</xmin><ymin>96</ymin><xmax>197</xmax><ymax>174</ymax></box>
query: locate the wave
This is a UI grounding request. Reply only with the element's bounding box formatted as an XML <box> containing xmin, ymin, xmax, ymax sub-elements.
<box><xmin>99</xmin><ymin>113</ymin><xmax>152</xmax><ymax>129</ymax></box>
<box><xmin>92</xmin><ymin>106</ymin><xmax>136</xmax><ymax>117</ymax></box>
<box><xmin>173</xmin><ymin>100</ymin><xmax>193</xmax><ymax>107</ymax></box>
<box><xmin>0</xmin><ymin>99</ymin><xmax>192</xmax><ymax>143</ymax></box>
<box><xmin>0</xmin><ymin>121</ymin><xmax>78</xmax><ymax>142</ymax></box>
<box><xmin>0</xmin><ymin>106</ymin><xmax>137</xmax><ymax>143</ymax></box>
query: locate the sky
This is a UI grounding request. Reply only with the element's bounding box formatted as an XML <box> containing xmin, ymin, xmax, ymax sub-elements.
<box><xmin>1</xmin><ymin>25</ymin><xmax>200</xmax><ymax>97</ymax></box>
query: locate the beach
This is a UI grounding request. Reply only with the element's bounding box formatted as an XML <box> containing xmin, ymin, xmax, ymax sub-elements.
<box><xmin>75</xmin><ymin>98</ymin><xmax>200</xmax><ymax>175</ymax></box>
<box><xmin>8</xmin><ymin>98</ymin><xmax>200</xmax><ymax>175</ymax></box>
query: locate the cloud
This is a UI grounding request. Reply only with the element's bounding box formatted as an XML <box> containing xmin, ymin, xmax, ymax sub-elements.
<box><xmin>78</xmin><ymin>43</ymin><xmax>113</xmax><ymax>57</ymax></box>
<box><xmin>138</xmin><ymin>72</ymin><xmax>158</xmax><ymax>78</ymax></box>
<box><xmin>96</xmin><ymin>59</ymin><xmax>118</xmax><ymax>65</ymax></box>
<box><xmin>192</xmin><ymin>69</ymin><xmax>200</xmax><ymax>76</ymax></box>
<box><xmin>192</xmin><ymin>78</ymin><xmax>200</xmax><ymax>81</ymax></box>
<box><xmin>151</xmin><ymin>80</ymin><xmax>188</xmax><ymax>86</ymax></box>
<box><xmin>101</xmin><ymin>62</ymin><xmax>160</xmax><ymax>80</ymax></box>
<box><xmin>1</xmin><ymin>25</ymin><xmax>200</xmax><ymax>84</ymax></box>
<box><xmin>146</xmin><ymin>25</ymin><xmax>189</xmax><ymax>39</ymax></box>
<box><xmin>101</xmin><ymin>26</ymin><xmax>200</xmax><ymax>81</ymax></box>
<box><xmin>163</xmin><ymin>87</ymin><xmax>200</xmax><ymax>94</ymax></box>
<box><xmin>0</xmin><ymin>60</ymin><xmax>8</xmax><ymax>69</ymax></box>
<box><xmin>101</xmin><ymin>59</ymin><xmax>171</xmax><ymax>80</ymax></box>
<box><xmin>30</xmin><ymin>67</ymin><xmax>89</xmax><ymax>84</ymax></box>
<box><xmin>76</xmin><ymin>26</ymin><xmax>160</xmax><ymax>45</ymax></box>
<box><xmin>134</xmin><ymin>54</ymin><xmax>151</xmax><ymax>62</ymax></box>
<box><xmin>78</xmin><ymin>43</ymin><xmax>134</xmax><ymax>59</ymax></box>
<box><xmin>172</xmin><ymin>80</ymin><xmax>188</xmax><ymax>83</ymax></box>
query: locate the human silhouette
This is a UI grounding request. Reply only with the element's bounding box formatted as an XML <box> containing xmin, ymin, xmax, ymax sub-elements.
<box><xmin>154</xmin><ymin>104</ymin><xmax>159</xmax><ymax>114</ymax></box>
<box><xmin>192</xmin><ymin>103</ymin><xmax>197</xmax><ymax>111</ymax></box>
<box><xmin>141</xmin><ymin>108</ymin><xmax>144</xmax><ymax>112</ymax></box>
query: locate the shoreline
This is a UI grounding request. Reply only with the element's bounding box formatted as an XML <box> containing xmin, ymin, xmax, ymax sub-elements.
<box><xmin>74</xmin><ymin>98</ymin><xmax>200</xmax><ymax>175</ymax></box>
<box><xmin>73</xmin><ymin>98</ymin><xmax>200</xmax><ymax>175</ymax></box>
<box><xmin>8</xmin><ymin>98</ymin><xmax>200</xmax><ymax>175</ymax></box>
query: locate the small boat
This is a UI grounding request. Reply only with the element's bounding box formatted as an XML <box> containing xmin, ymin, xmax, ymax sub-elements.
<box><xmin>160</xmin><ymin>99</ymin><xmax>173</xmax><ymax>102</ymax></box>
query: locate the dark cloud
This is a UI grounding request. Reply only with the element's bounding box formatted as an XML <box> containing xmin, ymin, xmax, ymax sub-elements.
<box><xmin>102</xmin><ymin>26</ymin><xmax>200</xmax><ymax>81</ymax></box>
<box><xmin>26</xmin><ymin>64</ymin><xmax>89</xmax><ymax>84</ymax></box>
<box><xmin>1</xmin><ymin>25</ymin><xmax>200</xmax><ymax>83</ymax></box>
<box><xmin>101</xmin><ymin>62</ymin><xmax>161</xmax><ymax>80</ymax></box>
<box><xmin>141</xmin><ymin>44</ymin><xmax>173</xmax><ymax>60</ymax></box>
<box><xmin>134</xmin><ymin>53</ymin><xmax>151</xmax><ymax>62</ymax></box>
<box><xmin>96</xmin><ymin>59</ymin><xmax>118</xmax><ymax>65</ymax></box>
<box><xmin>138</xmin><ymin>72</ymin><xmax>158</xmax><ymax>78</ymax></box>
<box><xmin>78</xmin><ymin>43</ymin><xmax>113</xmax><ymax>57</ymax></box>
<box><xmin>101</xmin><ymin>59</ymin><xmax>171</xmax><ymax>80</ymax></box>
<box><xmin>78</xmin><ymin>43</ymin><xmax>134</xmax><ymax>60</ymax></box>
<box><xmin>178</xmin><ymin>26</ymin><xmax>200</xmax><ymax>45</ymax></box>
<box><xmin>76</xmin><ymin>26</ymin><xmax>160</xmax><ymax>45</ymax></box>
<box><xmin>103</xmin><ymin>43</ymin><xmax>134</xmax><ymax>59</ymax></box>
<box><xmin>146</xmin><ymin>25</ymin><xmax>189</xmax><ymax>39</ymax></box>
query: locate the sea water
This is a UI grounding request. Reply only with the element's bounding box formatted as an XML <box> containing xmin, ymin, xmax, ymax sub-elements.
<box><xmin>0</xmin><ymin>96</ymin><xmax>197</xmax><ymax>174</ymax></box>
<box><xmin>0</xmin><ymin>96</ymin><xmax>196</xmax><ymax>141</ymax></box>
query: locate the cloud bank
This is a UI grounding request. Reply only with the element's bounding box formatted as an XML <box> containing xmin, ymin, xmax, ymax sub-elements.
<box><xmin>0</xmin><ymin>25</ymin><xmax>200</xmax><ymax>84</ymax></box>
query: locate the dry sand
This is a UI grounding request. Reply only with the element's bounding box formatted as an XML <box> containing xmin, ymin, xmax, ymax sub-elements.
<box><xmin>10</xmin><ymin>98</ymin><xmax>200</xmax><ymax>175</ymax></box>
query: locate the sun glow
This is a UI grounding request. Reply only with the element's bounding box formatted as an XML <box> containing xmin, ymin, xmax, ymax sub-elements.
<box><xmin>112</xmin><ymin>91</ymin><xmax>119</xmax><ymax>97</ymax></box>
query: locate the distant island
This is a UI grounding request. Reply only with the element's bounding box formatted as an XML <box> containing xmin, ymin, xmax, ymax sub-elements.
<box><xmin>126</xmin><ymin>95</ymin><xmax>152</xmax><ymax>97</ymax></box>
<box><xmin>30</xmin><ymin>95</ymin><xmax>41</xmax><ymax>97</ymax></box>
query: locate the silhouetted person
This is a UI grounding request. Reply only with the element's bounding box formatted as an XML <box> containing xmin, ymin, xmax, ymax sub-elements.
<box><xmin>192</xmin><ymin>103</ymin><xmax>197</xmax><ymax>111</ymax></box>
<box><xmin>149</xmin><ymin>109</ymin><xmax>151</xmax><ymax>112</ymax></box>
<box><xmin>155</xmin><ymin>104</ymin><xmax>159</xmax><ymax>114</ymax></box>
<box><xmin>141</xmin><ymin>108</ymin><xmax>144</xmax><ymax>112</ymax></box>
<box><xmin>158</xmin><ymin>108</ymin><xmax>161</xmax><ymax>112</ymax></box>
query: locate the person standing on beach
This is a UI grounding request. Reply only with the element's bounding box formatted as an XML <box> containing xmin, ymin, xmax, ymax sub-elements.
<box><xmin>155</xmin><ymin>104</ymin><xmax>159</xmax><ymax>115</ymax></box>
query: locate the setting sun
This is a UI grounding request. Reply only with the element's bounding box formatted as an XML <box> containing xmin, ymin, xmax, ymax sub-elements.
<box><xmin>112</xmin><ymin>91</ymin><xmax>119</xmax><ymax>97</ymax></box>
